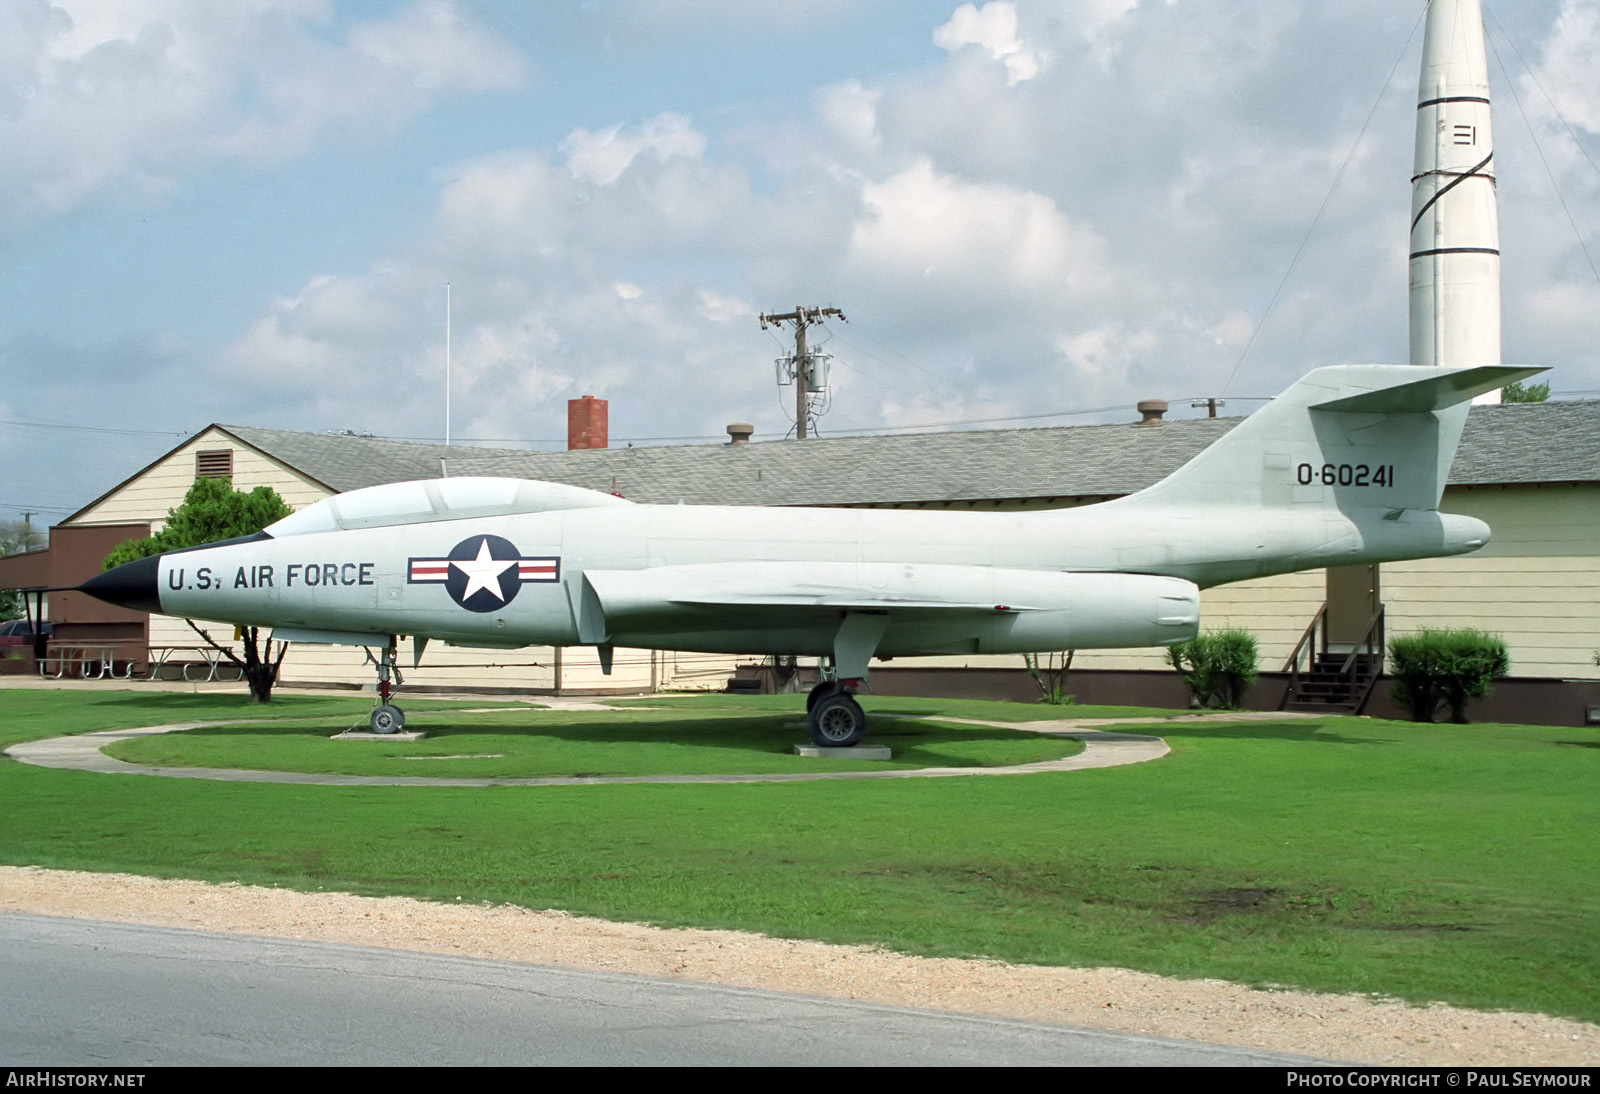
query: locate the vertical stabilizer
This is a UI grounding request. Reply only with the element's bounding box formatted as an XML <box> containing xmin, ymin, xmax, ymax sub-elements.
<box><xmin>1410</xmin><ymin>0</ymin><xmax>1502</xmax><ymax>401</ymax></box>
<box><xmin>1119</xmin><ymin>364</ymin><xmax>1543</xmax><ymax>514</ymax></box>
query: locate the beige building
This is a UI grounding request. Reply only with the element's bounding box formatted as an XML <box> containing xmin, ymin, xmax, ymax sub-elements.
<box><xmin>10</xmin><ymin>398</ymin><xmax>1599</xmax><ymax>720</ymax></box>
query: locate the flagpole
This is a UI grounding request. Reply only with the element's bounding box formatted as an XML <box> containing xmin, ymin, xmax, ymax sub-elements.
<box><xmin>445</xmin><ymin>281</ymin><xmax>452</xmax><ymax>446</ymax></box>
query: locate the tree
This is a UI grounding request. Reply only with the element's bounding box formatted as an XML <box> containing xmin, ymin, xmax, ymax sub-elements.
<box><xmin>1023</xmin><ymin>651</ymin><xmax>1076</xmax><ymax>704</ymax></box>
<box><xmin>105</xmin><ymin>478</ymin><xmax>293</xmax><ymax>702</ymax></box>
<box><xmin>1501</xmin><ymin>380</ymin><xmax>1550</xmax><ymax>403</ymax></box>
<box><xmin>0</xmin><ymin>519</ymin><xmax>47</xmax><ymax>620</ymax></box>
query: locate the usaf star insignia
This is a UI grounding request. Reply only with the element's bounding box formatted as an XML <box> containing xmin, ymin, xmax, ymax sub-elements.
<box><xmin>408</xmin><ymin>534</ymin><xmax>560</xmax><ymax>612</ymax></box>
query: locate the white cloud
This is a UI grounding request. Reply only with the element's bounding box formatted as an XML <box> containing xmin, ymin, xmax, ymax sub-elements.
<box><xmin>1056</xmin><ymin>324</ymin><xmax>1159</xmax><ymax>381</ymax></box>
<box><xmin>432</xmin><ymin>153</ymin><xmax>575</xmax><ymax>271</ymax></box>
<box><xmin>561</xmin><ymin>113</ymin><xmax>707</xmax><ymax>187</ymax></box>
<box><xmin>816</xmin><ymin>80</ymin><xmax>881</xmax><ymax>154</ymax></box>
<box><xmin>1528</xmin><ymin>0</ymin><xmax>1600</xmax><ymax>134</ymax></box>
<box><xmin>0</xmin><ymin>0</ymin><xmax>523</xmax><ymax>231</ymax></box>
<box><xmin>933</xmin><ymin>2</ymin><xmax>1040</xmax><ymax>85</ymax></box>
<box><xmin>194</xmin><ymin>1</ymin><xmax>1600</xmax><ymax>456</ymax></box>
<box><xmin>696</xmin><ymin>289</ymin><xmax>750</xmax><ymax>323</ymax></box>
<box><xmin>846</xmin><ymin>159</ymin><xmax>1102</xmax><ymax>306</ymax></box>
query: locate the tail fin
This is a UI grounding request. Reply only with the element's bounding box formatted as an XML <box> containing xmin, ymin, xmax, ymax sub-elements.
<box><xmin>1125</xmin><ymin>364</ymin><xmax>1544</xmax><ymax>514</ymax></box>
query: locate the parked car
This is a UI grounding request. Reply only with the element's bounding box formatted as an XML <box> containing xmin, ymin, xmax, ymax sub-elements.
<box><xmin>0</xmin><ymin>619</ymin><xmax>52</xmax><ymax>650</ymax></box>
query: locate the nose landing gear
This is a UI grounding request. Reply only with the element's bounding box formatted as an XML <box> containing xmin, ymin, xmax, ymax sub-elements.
<box><xmin>365</xmin><ymin>638</ymin><xmax>405</xmax><ymax>734</ymax></box>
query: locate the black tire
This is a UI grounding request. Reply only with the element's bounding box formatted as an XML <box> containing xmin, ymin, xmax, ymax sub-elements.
<box><xmin>808</xmin><ymin>692</ymin><xmax>866</xmax><ymax>747</ymax></box>
<box><xmin>370</xmin><ymin>704</ymin><xmax>405</xmax><ymax>734</ymax></box>
<box><xmin>805</xmin><ymin>681</ymin><xmax>834</xmax><ymax>713</ymax></box>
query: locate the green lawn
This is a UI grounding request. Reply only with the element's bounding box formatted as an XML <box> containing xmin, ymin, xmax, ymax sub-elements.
<box><xmin>98</xmin><ymin>702</ymin><xmax>1086</xmax><ymax>777</ymax></box>
<box><xmin>2</xmin><ymin>688</ymin><xmax>1596</xmax><ymax>1023</ymax></box>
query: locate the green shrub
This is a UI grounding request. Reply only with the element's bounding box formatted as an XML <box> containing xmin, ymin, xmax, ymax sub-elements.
<box><xmin>1388</xmin><ymin>628</ymin><xmax>1510</xmax><ymax>724</ymax></box>
<box><xmin>1168</xmin><ymin>629</ymin><xmax>1259</xmax><ymax>710</ymax></box>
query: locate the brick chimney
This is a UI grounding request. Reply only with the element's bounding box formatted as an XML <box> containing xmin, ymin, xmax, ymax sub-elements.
<box><xmin>567</xmin><ymin>395</ymin><xmax>608</xmax><ymax>450</ymax></box>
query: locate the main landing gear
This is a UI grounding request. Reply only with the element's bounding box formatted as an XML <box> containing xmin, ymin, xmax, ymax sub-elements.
<box><xmin>807</xmin><ymin>678</ymin><xmax>866</xmax><ymax>748</ymax></box>
<box><xmin>365</xmin><ymin>638</ymin><xmax>405</xmax><ymax>734</ymax></box>
<box><xmin>803</xmin><ymin>612</ymin><xmax>888</xmax><ymax>748</ymax></box>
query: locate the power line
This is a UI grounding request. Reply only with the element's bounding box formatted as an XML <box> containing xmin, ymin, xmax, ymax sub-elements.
<box><xmin>821</xmin><ymin>326</ymin><xmax>969</xmax><ymax>401</ymax></box>
<box><xmin>1222</xmin><ymin>5</ymin><xmax>1426</xmax><ymax>395</ymax></box>
<box><xmin>0</xmin><ymin>503</ymin><xmax>76</xmax><ymax>514</ymax></box>
<box><xmin>0</xmin><ymin>419</ymin><xmax>186</xmax><ymax>438</ymax></box>
<box><xmin>1484</xmin><ymin>9</ymin><xmax>1600</xmax><ymax>290</ymax></box>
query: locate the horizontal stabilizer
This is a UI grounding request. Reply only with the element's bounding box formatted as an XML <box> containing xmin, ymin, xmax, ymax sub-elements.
<box><xmin>1310</xmin><ymin>366</ymin><xmax>1546</xmax><ymax>414</ymax></box>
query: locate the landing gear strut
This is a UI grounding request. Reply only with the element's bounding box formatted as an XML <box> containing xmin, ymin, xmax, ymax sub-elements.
<box><xmin>365</xmin><ymin>638</ymin><xmax>405</xmax><ymax>734</ymax></box>
<box><xmin>806</xmin><ymin>678</ymin><xmax>866</xmax><ymax>748</ymax></box>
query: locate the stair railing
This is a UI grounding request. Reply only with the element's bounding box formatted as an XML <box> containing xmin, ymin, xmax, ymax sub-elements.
<box><xmin>1280</xmin><ymin>605</ymin><xmax>1328</xmax><ymax>709</ymax></box>
<box><xmin>1338</xmin><ymin>606</ymin><xmax>1386</xmax><ymax>714</ymax></box>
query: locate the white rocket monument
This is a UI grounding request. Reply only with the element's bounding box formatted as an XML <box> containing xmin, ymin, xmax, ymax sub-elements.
<box><xmin>1410</xmin><ymin>0</ymin><xmax>1502</xmax><ymax>400</ymax></box>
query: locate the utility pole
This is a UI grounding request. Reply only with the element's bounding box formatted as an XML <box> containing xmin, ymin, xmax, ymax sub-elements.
<box><xmin>759</xmin><ymin>305</ymin><xmax>845</xmax><ymax>439</ymax></box>
<box><xmin>1191</xmin><ymin>398</ymin><xmax>1225</xmax><ymax>419</ymax></box>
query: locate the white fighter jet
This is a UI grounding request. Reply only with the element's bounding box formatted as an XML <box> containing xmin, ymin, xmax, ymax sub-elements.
<box><xmin>83</xmin><ymin>0</ymin><xmax>1537</xmax><ymax>745</ymax></box>
<box><xmin>82</xmin><ymin>362</ymin><xmax>1539</xmax><ymax>744</ymax></box>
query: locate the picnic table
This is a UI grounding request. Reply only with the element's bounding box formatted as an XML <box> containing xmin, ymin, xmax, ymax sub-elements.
<box><xmin>38</xmin><ymin>645</ymin><xmax>136</xmax><ymax>680</ymax></box>
<box><xmin>145</xmin><ymin>645</ymin><xmax>240</xmax><ymax>682</ymax></box>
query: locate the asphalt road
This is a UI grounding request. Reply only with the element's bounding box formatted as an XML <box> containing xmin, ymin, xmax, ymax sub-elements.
<box><xmin>2</xmin><ymin>914</ymin><xmax>1321</xmax><ymax>1067</ymax></box>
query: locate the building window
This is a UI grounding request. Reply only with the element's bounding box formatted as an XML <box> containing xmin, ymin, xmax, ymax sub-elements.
<box><xmin>195</xmin><ymin>449</ymin><xmax>234</xmax><ymax>480</ymax></box>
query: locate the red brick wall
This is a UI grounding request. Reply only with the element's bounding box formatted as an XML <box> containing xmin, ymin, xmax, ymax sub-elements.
<box><xmin>567</xmin><ymin>395</ymin><xmax>608</xmax><ymax>450</ymax></box>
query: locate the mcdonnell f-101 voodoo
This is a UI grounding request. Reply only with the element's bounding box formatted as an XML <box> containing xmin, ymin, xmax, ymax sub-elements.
<box><xmin>82</xmin><ymin>362</ymin><xmax>1539</xmax><ymax>744</ymax></box>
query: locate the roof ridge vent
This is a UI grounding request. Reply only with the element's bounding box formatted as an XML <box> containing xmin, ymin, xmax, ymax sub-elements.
<box><xmin>1136</xmin><ymin>399</ymin><xmax>1168</xmax><ymax>426</ymax></box>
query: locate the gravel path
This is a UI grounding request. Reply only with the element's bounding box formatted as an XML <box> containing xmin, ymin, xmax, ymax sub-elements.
<box><xmin>3</xmin><ymin>866</ymin><xmax>1595</xmax><ymax>1067</ymax></box>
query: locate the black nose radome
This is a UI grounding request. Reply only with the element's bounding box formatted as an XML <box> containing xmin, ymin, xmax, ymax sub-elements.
<box><xmin>80</xmin><ymin>555</ymin><xmax>162</xmax><ymax>614</ymax></box>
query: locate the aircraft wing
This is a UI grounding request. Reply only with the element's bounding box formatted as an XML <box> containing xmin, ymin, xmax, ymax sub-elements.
<box><xmin>575</xmin><ymin>561</ymin><xmax>1200</xmax><ymax>652</ymax></box>
<box><xmin>584</xmin><ymin>561</ymin><xmax>1063</xmax><ymax>617</ymax></box>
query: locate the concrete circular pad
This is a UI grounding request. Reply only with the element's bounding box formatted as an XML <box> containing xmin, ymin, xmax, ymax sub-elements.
<box><xmin>1</xmin><ymin>709</ymin><xmax>1214</xmax><ymax>787</ymax></box>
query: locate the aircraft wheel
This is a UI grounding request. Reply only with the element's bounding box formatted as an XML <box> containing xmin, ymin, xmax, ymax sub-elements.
<box><xmin>809</xmin><ymin>692</ymin><xmax>865</xmax><ymax>748</ymax></box>
<box><xmin>370</xmin><ymin>704</ymin><xmax>405</xmax><ymax>734</ymax></box>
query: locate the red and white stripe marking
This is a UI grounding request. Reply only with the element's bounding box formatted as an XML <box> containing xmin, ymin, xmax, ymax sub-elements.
<box><xmin>408</xmin><ymin>560</ymin><xmax>451</xmax><ymax>583</ymax></box>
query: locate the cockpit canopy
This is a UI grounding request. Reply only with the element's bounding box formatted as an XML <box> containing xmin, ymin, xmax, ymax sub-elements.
<box><xmin>266</xmin><ymin>476</ymin><xmax>631</xmax><ymax>537</ymax></box>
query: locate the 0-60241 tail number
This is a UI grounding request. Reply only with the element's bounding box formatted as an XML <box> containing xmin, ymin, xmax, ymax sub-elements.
<box><xmin>1296</xmin><ymin>462</ymin><xmax>1394</xmax><ymax>487</ymax></box>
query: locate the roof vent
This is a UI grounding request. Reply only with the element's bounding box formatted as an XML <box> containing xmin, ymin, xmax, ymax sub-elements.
<box><xmin>726</xmin><ymin>422</ymin><xmax>754</xmax><ymax>446</ymax></box>
<box><xmin>195</xmin><ymin>449</ymin><xmax>234</xmax><ymax>479</ymax></box>
<box><xmin>1135</xmin><ymin>399</ymin><xmax>1168</xmax><ymax>426</ymax></box>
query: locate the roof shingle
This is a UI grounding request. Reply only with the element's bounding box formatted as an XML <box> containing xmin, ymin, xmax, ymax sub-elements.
<box><xmin>222</xmin><ymin>398</ymin><xmax>1600</xmax><ymax>508</ymax></box>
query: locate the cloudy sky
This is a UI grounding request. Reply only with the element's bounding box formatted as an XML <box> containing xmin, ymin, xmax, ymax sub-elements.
<box><xmin>4</xmin><ymin>0</ymin><xmax>1598</xmax><ymax>524</ymax></box>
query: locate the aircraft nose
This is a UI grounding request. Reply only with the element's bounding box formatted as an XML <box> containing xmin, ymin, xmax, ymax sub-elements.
<box><xmin>79</xmin><ymin>554</ymin><xmax>163</xmax><ymax>614</ymax></box>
